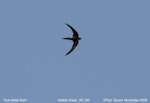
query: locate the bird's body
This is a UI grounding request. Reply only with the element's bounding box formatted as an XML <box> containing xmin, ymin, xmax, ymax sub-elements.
<box><xmin>63</xmin><ymin>36</ymin><xmax>81</xmax><ymax>40</ymax></box>
<box><xmin>63</xmin><ymin>23</ymin><xmax>81</xmax><ymax>55</ymax></box>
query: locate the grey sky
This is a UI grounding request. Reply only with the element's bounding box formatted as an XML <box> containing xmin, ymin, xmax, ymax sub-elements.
<box><xmin>0</xmin><ymin>0</ymin><xmax>150</xmax><ymax>103</ymax></box>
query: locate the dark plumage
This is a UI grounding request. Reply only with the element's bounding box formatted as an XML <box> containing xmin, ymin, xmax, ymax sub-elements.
<box><xmin>63</xmin><ymin>23</ymin><xmax>81</xmax><ymax>55</ymax></box>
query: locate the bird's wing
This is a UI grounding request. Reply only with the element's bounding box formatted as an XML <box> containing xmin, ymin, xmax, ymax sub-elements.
<box><xmin>65</xmin><ymin>23</ymin><xmax>78</xmax><ymax>37</ymax></box>
<box><xmin>65</xmin><ymin>40</ymin><xmax>78</xmax><ymax>55</ymax></box>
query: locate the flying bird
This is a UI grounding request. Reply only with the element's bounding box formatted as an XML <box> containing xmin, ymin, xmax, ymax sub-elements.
<box><xmin>63</xmin><ymin>23</ymin><xmax>81</xmax><ymax>55</ymax></box>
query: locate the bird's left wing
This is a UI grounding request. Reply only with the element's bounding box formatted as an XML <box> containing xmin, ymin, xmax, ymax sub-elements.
<box><xmin>65</xmin><ymin>23</ymin><xmax>79</xmax><ymax>37</ymax></box>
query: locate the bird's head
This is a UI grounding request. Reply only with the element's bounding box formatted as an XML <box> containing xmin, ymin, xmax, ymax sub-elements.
<box><xmin>78</xmin><ymin>37</ymin><xmax>81</xmax><ymax>40</ymax></box>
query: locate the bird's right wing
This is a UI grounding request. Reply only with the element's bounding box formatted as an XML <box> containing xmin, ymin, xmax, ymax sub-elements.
<box><xmin>65</xmin><ymin>40</ymin><xmax>78</xmax><ymax>55</ymax></box>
